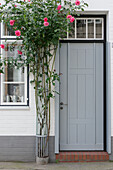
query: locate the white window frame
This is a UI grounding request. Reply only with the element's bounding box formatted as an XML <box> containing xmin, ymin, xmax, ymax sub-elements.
<box><xmin>63</xmin><ymin>18</ymin><xmax>104</xmax><ymax>40</ymax></box>
<box><xmin>1</xmin><ymin>40</ymin><xmax>28</xmax><ymax>106</ymax></box>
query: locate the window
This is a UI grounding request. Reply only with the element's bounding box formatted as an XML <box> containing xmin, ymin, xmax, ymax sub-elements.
<box><xmin>0</xmin><ymin>23</ymin><xmax>28</xmax><ymax>106</ymax></box>
<box><xmin>66</xmin><ymin>18</ymin><xmax>104</xmax><ymax>39</ymax></box>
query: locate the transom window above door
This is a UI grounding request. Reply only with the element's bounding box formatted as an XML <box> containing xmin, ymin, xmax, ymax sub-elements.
<box><xmin>66</xmin><ymin>18</ymin><xmax>104</xmax><ymax>40</ymax></box>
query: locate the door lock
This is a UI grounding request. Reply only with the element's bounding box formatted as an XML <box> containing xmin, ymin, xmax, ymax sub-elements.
<box><xmin>60</xmin><ymin>102</ymin><xmax>68</xmax><ymax>106</ymax></box>
<box><xmin>60</xmin><ymin>107</ymin><xmax>63</xmax><ymax>110</ymax></box>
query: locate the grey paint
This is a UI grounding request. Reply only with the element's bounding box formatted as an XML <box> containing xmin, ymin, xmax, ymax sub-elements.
<box><xmin>109</xmin><ymin>137</ymin><xmax>113</xmax><ymax>160</ymax></box>
<box><xmin>0</xmin><ymin>136</ymin><xmax>55</xmax><ymax>162</ymax></box>
<box><xmin>60</xmin><ymin>43</ymin><xmax>104</xmax><ymax>150</ymax></box>
<box><xmin>106</xmin><ymin>42</ymin><xmax>111</xmax><ymax>154</ymax></box>
<box><xmin>95</xmin><ymin>43</ymin><xmax>104</xmax><ymax>148</ymax></box>
<box><xmin>55</xmin><ymin>45</ymin><xmax>60</xmax><ymax>154</ymax></box>
<box><xmin>0</xmin><ymin>136</ymin><xmax>35</xmax><ymax>162</ymax></box>
<box><xmin>48</xmin><ymin>136</ymin><xmax>55</xmax><ymax>162</ymax></box>
<box><xmin>59</xmin><ymin>43</ymin><xmax>68</xmax><ymax>147</ymax></box>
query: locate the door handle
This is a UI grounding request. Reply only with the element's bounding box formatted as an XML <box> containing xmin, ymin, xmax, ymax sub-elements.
<box><xmin>60</xmin><ymin>102</ymin><xmax>68</xmax><ymax>106</ymax></box>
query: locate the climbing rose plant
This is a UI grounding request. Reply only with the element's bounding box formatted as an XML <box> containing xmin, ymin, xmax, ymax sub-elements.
<box><xmin>0</xmin><ymin>0</ymin><xmax>88</xmax><ymax>137</ymax></box>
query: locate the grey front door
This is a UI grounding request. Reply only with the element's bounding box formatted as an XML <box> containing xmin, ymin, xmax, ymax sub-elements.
<box><xmin>59</xmin><ymin>43</ymin><xmax>104</xmax><ymax>150</ymax></box>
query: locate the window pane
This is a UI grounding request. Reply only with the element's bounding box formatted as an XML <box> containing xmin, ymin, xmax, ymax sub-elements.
<box><xmin>4</xmin><ymin>66</ymin><xmax>24</xmax><ymax>82</ymax></box>
<box><xmin>96</xmin><ymin>19</ymin><xmax>102</xmax><ymax>38</ymax></box>
<box><xmin>2</xmin><ymin>43</ymin><xmax>24</xmax><ymax>82</ymax></box>
<box><xmin>76</xmin><ymin>20</ymin><xmax>86</xmax><ymax>38</ymax></box>
<box><xmin>88</xmin><ymin>19</ymin><xmax>94</xmax><ymax>38</ymax></box>
<box><xmin>69</xmin><ymin>22</ymin><xmax>75</xmax><ymax>38</ymax></box>
<box><xmin>2</xmin><ymin>44</ymin><xmax>21</xmax><ymax>59</ymax></box>
<box><xmin>2</xmin><ymin>23</ymin><xmax>15</xmax><ymax>36</ymax></box>
<box><xmin>3</xmin><ymin>84</ymin><xmax>25</xmax><ymax>103</ymax></box>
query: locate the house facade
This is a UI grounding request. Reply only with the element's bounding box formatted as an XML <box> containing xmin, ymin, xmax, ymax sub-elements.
<box><xmin>0</xmin><ymin>0</ymin><xmax>113</xmax><ymax>163</ymax></box>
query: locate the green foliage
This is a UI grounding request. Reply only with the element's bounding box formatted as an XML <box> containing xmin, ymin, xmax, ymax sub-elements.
<box><xmin>0</xmin><ymin>0</ymin><xmax>88</xmax><ymax>136</ymax></box>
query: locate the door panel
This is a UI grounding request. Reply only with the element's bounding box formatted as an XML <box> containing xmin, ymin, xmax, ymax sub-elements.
<box><xmin>60</xmin><ymin>43</ymin><xmax>104</xmax><ymax>150</ymax></box>
<box><xmin>95</xmin><ymin>44</ymin><xmax>103</xmax><ymax>146</ymax></box>
<box><xmin>59</xmin><ymin>43</ymin><xmax>68</xmax><ymax>145</ymax></box>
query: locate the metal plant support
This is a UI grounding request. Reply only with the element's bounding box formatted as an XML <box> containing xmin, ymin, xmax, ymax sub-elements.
<box><xmin>36</xmin><ymin>135</ymin><xmax>48</xmax><ymax>158</ymax></box>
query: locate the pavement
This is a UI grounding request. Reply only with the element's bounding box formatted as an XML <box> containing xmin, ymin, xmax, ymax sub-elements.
<box><xmin>0</xmin><ymin>162</ymin><xmax>113</xmax><ymax>170</ymax></box>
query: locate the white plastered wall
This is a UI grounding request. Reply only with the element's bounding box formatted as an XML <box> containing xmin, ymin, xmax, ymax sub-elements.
<box><xmin>0</xmin><ymin>74</ymin><xmax>36</xmax><ymax>135</ymax></box>
<box><xmin>0</xmin><ymin>0</ymin><xmax>37</xmax><ymax>136</ymax></box>
<box><xmin>0</xmin><ymin>0</ymin><xmax>55</xmax><ymax>136</ymax></box>
<box><xmin>0</xmin><ymin>0</ymin><xmax>113</xmax><ymax>137</ymax></box>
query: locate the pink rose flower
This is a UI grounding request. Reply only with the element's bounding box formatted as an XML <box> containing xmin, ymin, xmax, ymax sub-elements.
<box><xmin>70</xmin><ymin>17</ymin><xmax>75</xmax><ymax>23</ymax></box>
<box><xmin>58</xmin><ymin>11</ymin><xmax>60</xmax><ymax>13</ymax></box>
<box><xmin>15</xmin><ymin>30</ymin><xmax>21</xmax><ymax>36</ymax></box>
<box><xmin>10</xmin><ymin>20</ymin><xmax>15</xmax><ymax>26</ymax></box>
<box><xmin>17</xmin><ymin>50</ymin><xmax>22</xmax><ymax>55</ymax></box>
<box><xmin>28</xmin><ymin>0</ymin><xmax>30</xmax><ymax>2</ymax></box>
<box><xmin>44</xmin><ymin>22</ymin><xmax>49</xmax><ymax>27</ymax></box>
<box><xmin>0</xmin><ymin>3</ymin><xmax>1</xmax><ymax>5</ymax></box>
<box><xmin>0</xmin><ymin>44</ymin><xmax>5</xmax><ymax>49</ymax></box>
<box><xmin>67</xmin><ymin>15</ymin><xmax>72</xmax><ymax>19</ymax></box>
<box><xmin>44</xmin><ymin>17</ymin><xmax>48</xmax><ymax>22</ymax></box>
<box><xmin>57</xmin><ymin>5</ymin><xmax>61</xmax><ymax>10</ymax></box>
<box><xmin>75</xmin><ymin>0</ymin><xmax>80</xmax><ymax>6</ymax></box>
<box><xmin>14</xmin><ymin>5</ymin><xmax>17</xmax><ymax>7</ymax></box>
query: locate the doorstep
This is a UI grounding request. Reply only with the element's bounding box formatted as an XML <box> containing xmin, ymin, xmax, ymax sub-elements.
<box><xmin>56</xmin><ymin>152</ymin><xmax>109</xmax><ymax>162</ymax></box>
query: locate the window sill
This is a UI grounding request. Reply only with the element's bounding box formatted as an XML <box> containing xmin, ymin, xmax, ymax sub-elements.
<box><xmin>0</xmin><ymin>106</ymin><xmax>30</xmax><ymax>110</ymax></box>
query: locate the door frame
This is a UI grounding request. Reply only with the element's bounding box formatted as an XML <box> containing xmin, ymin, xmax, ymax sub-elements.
<box><xmin>55</xmin><ymin>15</ymin><xmax>111</xmax><ymax>154</ymax></box>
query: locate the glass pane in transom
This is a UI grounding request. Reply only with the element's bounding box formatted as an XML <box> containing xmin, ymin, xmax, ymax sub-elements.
<box><xmin>88</xmin><ymin>19</ymin><xmax>94</xmax><ymax>38</ymax></box>
<box><xmin>76</xmin><ymin>19</ymin><xmax>86</xmax><ymax>38</ymax></box>
<box><xmin>69</xmin><ymin>21</ymin><xmax>75</xmax><ymax>38</ymax></box>
<box><xmin>96</xmin><ymin>19</ymin><xmax>102</xmax><ymax>38</ymax></box>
